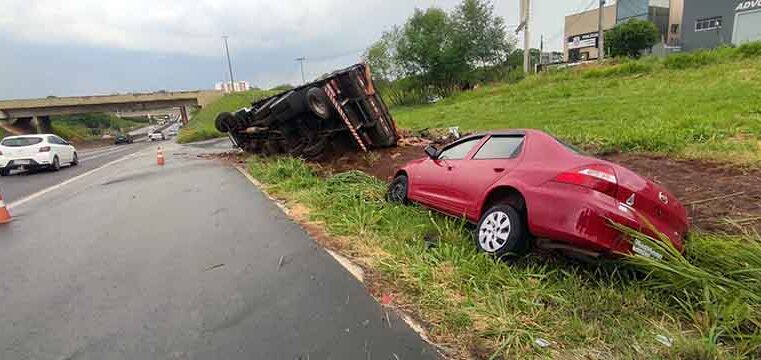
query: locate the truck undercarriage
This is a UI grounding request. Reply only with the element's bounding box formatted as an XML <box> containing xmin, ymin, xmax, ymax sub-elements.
<box><xmin>215</xmin><ymin>64</ymin><xmax>399</xmax><ymax>159</ymax></box>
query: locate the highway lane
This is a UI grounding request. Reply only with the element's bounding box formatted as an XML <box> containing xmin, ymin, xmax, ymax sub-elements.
<box><xmin>0</xmin><ymin>139</ymin><xmax>163</xmax><ymax>203</ymax></box>
<box><xmin>0</xmin><ymin>141</ymin><xmax>437</xmax><ymax>359</ymax></box>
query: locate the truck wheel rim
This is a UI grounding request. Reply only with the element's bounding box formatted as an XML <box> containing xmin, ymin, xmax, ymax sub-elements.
<box><xmin>479</xmin><ymin>211</ymin><xmax>510</xmax><ymax>252</ymax></box>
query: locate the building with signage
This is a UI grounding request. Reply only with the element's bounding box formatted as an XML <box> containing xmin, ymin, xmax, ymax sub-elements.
<box><xmin>564</xmin><ymin>4</ymin><xmax>617</xmax><ymax>62</ymax></box>
<box><xmin>681</xmin><ymin>0</ymin><xmax>761</xmax><ymax>51</ymax></box>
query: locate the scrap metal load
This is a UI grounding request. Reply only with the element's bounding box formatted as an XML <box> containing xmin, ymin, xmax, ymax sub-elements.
<box><xmin>215</xmin><ymin>64</ymin><xmax>399</xmax><ymax>159</ymax></box>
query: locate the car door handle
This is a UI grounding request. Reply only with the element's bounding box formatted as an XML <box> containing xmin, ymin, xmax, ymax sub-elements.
<box><xmin>493</xmin><ymin>168</ymin><xmax>505</xmax><ymax>173</ymax></box>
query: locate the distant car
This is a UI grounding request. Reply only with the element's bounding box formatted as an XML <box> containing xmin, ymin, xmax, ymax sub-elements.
<box><xmin>166</xmin><ymin>129</ymin><xmax>177</xmax><ymax>137</ymax></box>
<box><xmin>388</xmin><ymin>129</ymin><xmax>689</xmax><ymax>259</ymax></box>
<box><xmin>114</xmin><ymin>133</ymin><xmax>133</xmax><ymax>145</ymax></box>
<box><xmin>0</xmin><ymin>134</ymin><xmax>78</xmax><ymax>176</ymax></box>
<box><xmin>149</xmin><ymin>132</ymin><xmax>165</xmax><ymax>141</ymax></box>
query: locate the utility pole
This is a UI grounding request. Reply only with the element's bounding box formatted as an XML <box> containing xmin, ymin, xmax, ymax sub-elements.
<box><xmin>222</xmin><ymin>36</ymin><xmax>235</xmax><ymax>92</ymax></box>
<box><xmin>523</xmin><ymin>0</ymin><xmax>531</xmax><ymax>73</ymax></box>
<box><xmin>295</xmin><ymin>57</ymin><xmax>306</xmax><ymax>85</ymax></box>
<box><xmin>539</xmin><ymin>34</ymin><xmax>544</xmax><ymax>66</ymax></box>
<box><xmin>597</xmin><ymin>0</ymin><xmax>605</xmax><ymax>63</ymax></box>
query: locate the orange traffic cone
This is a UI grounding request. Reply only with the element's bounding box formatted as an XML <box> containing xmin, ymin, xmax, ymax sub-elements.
<box><xmin>0</xmin><ymin>191</ymin><xmax>11</xmax><ymax>224</ymax></box>
<box><xmin>157</xmin><ymin>146</ymin><xmax>165</xmax><ymax>166</ymax></box>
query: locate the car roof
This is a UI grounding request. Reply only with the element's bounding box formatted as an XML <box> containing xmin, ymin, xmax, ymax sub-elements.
<box><xmin>2</xmin><ymin>134</ymin><xmax>54</xmax><ymax>140</ymax></box>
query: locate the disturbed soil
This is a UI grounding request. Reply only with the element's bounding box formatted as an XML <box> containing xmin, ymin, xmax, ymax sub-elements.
<box><xmin>315</xmin><ymin>145</ymin><xmax>761</xmax><ymax>235</ymax></box>
<box><xmin>202</xmin><ymin>137</ymin><xmax>761</xmax><ymax>235</ymax></box>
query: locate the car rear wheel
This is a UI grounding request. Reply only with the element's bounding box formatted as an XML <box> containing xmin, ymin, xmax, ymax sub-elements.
<box><xmin>51</xmin><ymin>156</ymin><xmax>61</xmax><ymax>171</ymax></box>
<box><xmin>476</xmin><ymin>204</ymin><xmax>529</xmax><ymax>257</ymax></box>
<box><xmin>387</xmin><ymin>174</ymin><xmax>409</xmax><ymax>204</ymax></box>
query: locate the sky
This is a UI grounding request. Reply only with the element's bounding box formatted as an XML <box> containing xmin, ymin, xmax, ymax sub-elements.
<box><xmin>0</xmin><ymin>0</ymin><xmax>603</xmax><ymax>100</ymax></box>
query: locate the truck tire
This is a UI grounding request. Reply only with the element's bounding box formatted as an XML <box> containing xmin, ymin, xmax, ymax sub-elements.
<box><xmin>306</xmin><ymin>87</ymin><xmax>331</xmax><ymax>120</ymax></box>
<box><xmin>215</xmin><ymin>112</ymin><xmax>235</xmax><ymax>133</ymax></box>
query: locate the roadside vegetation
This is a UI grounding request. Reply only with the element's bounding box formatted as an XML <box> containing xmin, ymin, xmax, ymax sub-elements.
<box><xmin>51</xmin><ymin>113</ymin><xmax>148</xmax><ymax>143</ymax></box>
<box><xmin>247</xmin><ymin>156</ymin><xmax>760</xmax><ymax>359</ymax></box>
<box><xmin>177</xmin><ymin>89</ymin><xmax>274</xmax><ymax>144</ymax></box>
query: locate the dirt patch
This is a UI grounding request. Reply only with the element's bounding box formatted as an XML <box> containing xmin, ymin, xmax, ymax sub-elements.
<box><xmin>312</xmin><ymin>145</ymin><xmax>426</xmax><ymax>181</ymax></box>
<box><xmin>199</xmin><ymin>136</ymin><xmax>761</xmax><ymax>235</ymax></box>
<box><xmin>602</xmin><ymin>153</ymin><xmax>761</xmax><ymax>234</ymax></box>
<box><xmin>313</xmin><ymin>145</ymin><xmax>761</xmax><ymax>235</ymax></box>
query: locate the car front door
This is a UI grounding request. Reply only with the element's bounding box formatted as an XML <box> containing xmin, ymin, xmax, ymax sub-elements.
<box><xmin>447</xmin><ymin>135</ymin><xmax>526</xmax><ymax>220</ymax></box>
<box><xmin>52</xmin><ymin>136</ymin><xmax>73</xmax><ymax>162</ymax></box>
<box><xmin>410</xmin><ymin>136</ymin><xmax>484</xmax><ymax>215</ymax></box>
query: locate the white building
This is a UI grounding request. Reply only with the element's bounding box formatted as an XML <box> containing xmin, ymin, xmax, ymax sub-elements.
<box><xmin>215</xmin><ymin>80</ymin><xmax>250</xmax><ymax>93</ymax></box>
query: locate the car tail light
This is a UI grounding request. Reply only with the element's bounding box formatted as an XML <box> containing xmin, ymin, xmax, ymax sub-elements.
<box><xmin>554</xmin><ymin>164</ymin><xmax>618</xmax><ymax>197</ymax></box>
<box><xmin>39</xmin><ymin>146</ymin><xmax>51</xmax><ymax>152</ymax></box>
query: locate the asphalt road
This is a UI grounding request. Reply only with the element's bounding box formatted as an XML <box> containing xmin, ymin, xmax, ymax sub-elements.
<box><xmin>0</xmin><ymin>139</ymin><xmax>158</xmax><ymax>203</ymax></box>
<box><xmin>0</xmin><ymin>140</ymin><xmax>437</xmax><ymax>359</ymax></box>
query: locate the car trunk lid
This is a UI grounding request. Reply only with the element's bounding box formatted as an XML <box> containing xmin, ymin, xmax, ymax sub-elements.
<box><xmin>612</xmin><ymin>164</ymin><xmax>688</xmax><ymax>249</ymax></box>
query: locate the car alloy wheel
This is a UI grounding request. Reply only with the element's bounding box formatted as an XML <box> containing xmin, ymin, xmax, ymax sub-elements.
<box><xmin>52</xmin><ymin>156</ymin><xmax>60</xmax><ymax>171</ymax></box>
<box><xmin>478</xmin><ymin>211</ymin><xmax>511</xmax><ymax>252</ymax></box>
<box><xmin>71</xmin><ymin>153</ymin><xmax>79</xmax><ymax>166</ymax></box>
<box><xmin>387</xmin><ymin>175</ymin><xmax>409</xmax><ymax>204</ymax></box>
<box><xmin>476</xmin><ymin>204</ymin><xmax>530</xmax><ymax>257</ymax></box>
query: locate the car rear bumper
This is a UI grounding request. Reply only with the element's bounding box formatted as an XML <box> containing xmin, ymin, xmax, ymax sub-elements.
<box><xmin>528</xmin><ymin>183</ymin><xmax>685</xmax><ymax>255</ymax></box>
<box><xmin>0</xmin><ymin>157</ymin><xmax>50</xmax><ymax>170</ymax></box>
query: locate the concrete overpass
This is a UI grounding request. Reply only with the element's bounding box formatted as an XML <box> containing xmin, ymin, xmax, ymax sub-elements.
<box><xmin>0</xmin><ymin>90</ymin><xmax>223</xmax><ymax>134</ymax></box>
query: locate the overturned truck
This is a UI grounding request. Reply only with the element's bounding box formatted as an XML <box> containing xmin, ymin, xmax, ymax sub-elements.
<box><xmin>215</xmin><ymin>64</ymin><xmax>399</xmax><ymax>159</ymax></box>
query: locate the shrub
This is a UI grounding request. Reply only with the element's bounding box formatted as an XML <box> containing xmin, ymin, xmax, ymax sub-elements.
<box><xmin>738</xmin><ymin>41</ymin><xmax>761</xmax><ymax>57</ymax></box>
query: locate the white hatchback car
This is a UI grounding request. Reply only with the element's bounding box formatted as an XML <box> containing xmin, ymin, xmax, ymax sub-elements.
<box><xmin>0</xmin><ymin>134</ymin><xmax>78</xmax><ymax>176</ymax></box>
<box><xmin>149</xmin><ymin>132</ymin><xmax>166</xmax><ymax>141</ymax></box>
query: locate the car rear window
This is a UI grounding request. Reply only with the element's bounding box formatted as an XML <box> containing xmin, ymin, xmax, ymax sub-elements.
<box><xmin>1</xmin><ymin>137</ymin><xmax>44</xmax><ymax>147</ymax></box>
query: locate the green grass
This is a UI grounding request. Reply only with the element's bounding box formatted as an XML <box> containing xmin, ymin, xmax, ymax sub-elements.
<box><xmin>248</xmin><ymin>156</ymin><xmax>761</xmax><ymax>359</ymax></box>
<box><xmin>177</xmin><ymin>90</ymin><xmax>275</xmax><ymax>144</ymax></box>
<box><xmin>392</xmin><ymin>44</ymin><xmax>761</xmax><ymax>165</ymax></box>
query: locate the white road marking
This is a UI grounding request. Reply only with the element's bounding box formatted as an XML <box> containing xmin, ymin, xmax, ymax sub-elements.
<box><xmin>79</xmin><ymin>145</ymin><xmax>141</xmax><ymax>162</ymax></box>
<box><xmin>8</xmin><ymin>151</ymin><xmax>144</xmax><ymax>210</ymax></box>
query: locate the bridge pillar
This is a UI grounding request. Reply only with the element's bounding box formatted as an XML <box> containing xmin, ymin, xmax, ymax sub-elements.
<box><xmin>37</xmin><ymin>116</ymin><xmax>53</xmax><ymax>134</ymax></box>
<box><xmin>179</xmin><ymin>106</ymin><xmax>189</xmax><ymax>126</ymax></box>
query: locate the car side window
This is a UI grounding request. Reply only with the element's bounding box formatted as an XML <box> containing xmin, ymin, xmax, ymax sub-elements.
<box><xmin>438</xmin><ymin>137</ymin><xmax>483</xmax><ymax>160</ymax></box>
<box><xmin>55</xmin><ymin>136</ymin><xmax>68</xmax><ymax>145</ymax></box>
<box><xmin>48</xmin><ymin>136</ymin><xmax>60</xmax><ymax>145</ymax></box>
<box><xmin>473</xmin><ymin>136</ymin><xmax>524</xmax><ymax>160</ymax></box>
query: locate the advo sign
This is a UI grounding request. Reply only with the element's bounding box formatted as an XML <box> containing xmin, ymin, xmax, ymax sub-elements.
<box><xmin>736</xmin><ymin>0</ymin><xmax>761</xmax><ymax>12</ymax></box>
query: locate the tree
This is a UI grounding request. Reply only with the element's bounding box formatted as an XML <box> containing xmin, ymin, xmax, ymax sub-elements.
<box><xmin>363</xmin><ymin>27</ymin><xmax>402</xmax><ymax>82</ymax></box>
<box><xmin>395</xmin><ymin>8</ymin><xmax>467</xmax><ymax>87</ymax></box>
<box><xmin>451</xmin><ymin>0</ymin><xmax>513</xmax><ymax>67</ymax></box>
<box><xmin>605</xmin><ymin>19</ymin><xmax>660</xmax><ymax>58</ymax></box>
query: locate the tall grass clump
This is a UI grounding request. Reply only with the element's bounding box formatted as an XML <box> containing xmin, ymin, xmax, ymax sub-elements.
<box><xmin>583</xmin><ymin>60</ymin><xmax>653</xmax><ymax>78</ymax></box>
<box><xmin>616</xmin><ymin>223</ymin><xmax>761</xmax><ymax>357</ymax></box>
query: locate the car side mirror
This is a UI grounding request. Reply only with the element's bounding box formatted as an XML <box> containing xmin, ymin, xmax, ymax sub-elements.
<box><xmin>424</xmin><ymin>145</ymin><xmax>438</xmax><ymax>159</ymax></box>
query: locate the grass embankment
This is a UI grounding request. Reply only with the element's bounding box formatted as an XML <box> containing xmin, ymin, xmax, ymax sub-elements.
<box><xmin>177</xmin><ymin>90</ymin><xmax>275</xmax><ymax>144</ymax></box>
<box><xmin>51</xmin><ymin>113</ymin><xmax>148</xmax><ymax>143</ymax></box>
<box><xmin>393</xmin><ymin>44</ymin><xmax>761</xmax><ymax>165</ymax></box>
<box><xmin>249</xmin><ymin>156</ymin><xmax>761</xmax><ymax>359</ymax></box>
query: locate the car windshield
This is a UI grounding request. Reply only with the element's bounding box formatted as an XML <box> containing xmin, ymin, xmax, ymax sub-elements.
<box><xmin>1</xmin><ymin>137</ymin><xmax>44</xmax><ymax>147</ymax></box>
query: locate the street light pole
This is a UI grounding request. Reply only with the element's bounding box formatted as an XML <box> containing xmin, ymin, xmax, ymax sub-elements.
<box><xmin>222</xmin><ymin>36</ymin><xmax>235</xmax><ymax>92</ymax></box>
<box><xmin>597</xmin><ymin>0</ymin><xmax>605</xmax><ymax>63</ymax></box>
<box><xmin>295</xmin><ymin>57</ymin><xmax>306</xmax><ymax>85</ymax></box>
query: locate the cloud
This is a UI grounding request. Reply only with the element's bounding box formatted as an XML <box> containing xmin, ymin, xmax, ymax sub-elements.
<box><xmin>0</xmin><ymin>0</ymin><xmax>467</xmax><ymax>57</ymax></box>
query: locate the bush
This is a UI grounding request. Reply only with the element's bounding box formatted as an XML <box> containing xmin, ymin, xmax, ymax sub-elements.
<box><xmin>738</xmin><ymin>41</ymin><xmax>761</xmax><ymax>57</ymax></box>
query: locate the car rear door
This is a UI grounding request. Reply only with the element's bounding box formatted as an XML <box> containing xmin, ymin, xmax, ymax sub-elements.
<box><xmin>447</xmin><ymin>135</ymin><xmax>525</xmax><ymax>220</ymax></box>
<box><xmin>411</xmin><ymin>136</ymin><xmax>484</xmax><ymax>214</ymax></box>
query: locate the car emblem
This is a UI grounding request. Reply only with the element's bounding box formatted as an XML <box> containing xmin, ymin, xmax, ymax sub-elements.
<box><xmin>659</xmin><ymin>192</ymin><xmax>669</xmax><ymax>205</ymax></box>
<box><xmin>626</xmin><ymin>193</ymin><xmax>635</xmax><ymax>206</ymax></box>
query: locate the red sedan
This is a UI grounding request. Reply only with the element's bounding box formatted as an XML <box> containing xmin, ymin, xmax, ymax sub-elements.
<box><xmin>388</xmin><ymin>130</ymin><xmax>688</xmax><ymax>258</ymax></box>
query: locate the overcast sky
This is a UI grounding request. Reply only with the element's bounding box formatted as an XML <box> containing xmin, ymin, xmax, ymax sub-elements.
<box><xmin>0</xmin><ymin>0</ymin><xmax>602</xmax><ymax>99</ymax></box>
